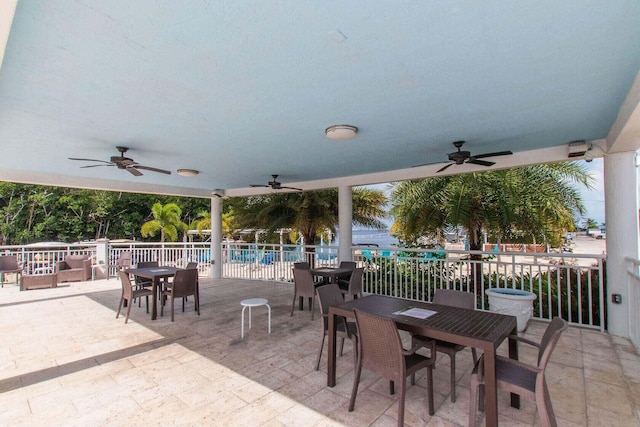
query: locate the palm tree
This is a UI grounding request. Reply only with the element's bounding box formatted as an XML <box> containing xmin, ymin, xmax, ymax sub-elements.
<box><xmin>390</xmin><ymin>162</ymin><xmax>593</xmax><ymax>252</ymax></box>
<box><xmin>141</xmin><ymin>202</ymin><xmax>187</xmax><ymax>242</ymax></box>
<box><xmin>232</xmin><ymin>188</ymin><xmax>388</xmax><ymax>250</ymax></box>
<box><xmin>190</xmin><ymin>208</ymin><xmax>237</xmax><ymax>239</ymax></box>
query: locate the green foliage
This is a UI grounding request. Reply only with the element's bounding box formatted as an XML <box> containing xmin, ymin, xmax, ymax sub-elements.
<box><xmin>0</xmin><ymin>182</ymin><xmax>211</xmax><ymax>244</ymax></box>
<box><xmin>231</xmin><ymin>188</ymin><xmax>388</xmax><ymax>248</ymax></box>
<box><xmin>390</xmin><ymin>162</ymin><xmax>593</xmax><ymax>250</ymax></box>
<box><xmin>141</xmin><ymin>202</ymin><xmax>187</xmax><ymax>242</ymax></box>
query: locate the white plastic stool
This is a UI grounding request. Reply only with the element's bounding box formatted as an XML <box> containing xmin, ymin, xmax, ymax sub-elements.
<box><xmin>241</xmin><ymin>298</ymin><xmax>271</xmax><ymax>338</ymax></box>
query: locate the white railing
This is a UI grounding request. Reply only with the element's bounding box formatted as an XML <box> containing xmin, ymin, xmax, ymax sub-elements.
<box><xmin>355</xmin><ymin>247</ymin><xmax>605</xmax><ymax>331</ymax></box>
<box><xmin>626</xmin><ymin>257</ymin><xmax>640</xmax><ymax>353</ymax></box>
<box><xmin>1</xmin><ymin>241</ymin><xmax>605</xmax><ymax>330</ymax></box>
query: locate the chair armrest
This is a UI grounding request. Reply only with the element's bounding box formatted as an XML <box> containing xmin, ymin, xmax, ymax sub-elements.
<box><xmin>404</xmin><ymin>335</ymin><xmax>436</xmax><ymax>356</ymax></box>
<box><xmin>497</xmin><ymin>355</ymin><xmax>541</xmax><ymax>374</ymax></box>
<box><xmin>509</xmin><ymin>334</ymin><xmax>541</xmax><ymax>349</ymax></box>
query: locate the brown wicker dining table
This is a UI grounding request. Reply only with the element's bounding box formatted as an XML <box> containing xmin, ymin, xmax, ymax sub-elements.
<box><xmin>327</xmin><ymin>294</ymin><xmax>518</xmax><ymax>427</ymax></box>
<box><xmin>125</xmin><ymin>266</ymin><xmax>180</xmax><ymax>320</ymax></box>
<box><xmin>310</xmin><ymin>267</ymin><xmax>352</xmax><ymax>284</ymax></box>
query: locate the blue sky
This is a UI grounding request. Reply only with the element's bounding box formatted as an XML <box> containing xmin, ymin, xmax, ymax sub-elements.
<box><xmin>580</xmin><ymin>158</ymin><xmax>605</xmax><ymax>226</ymax></box>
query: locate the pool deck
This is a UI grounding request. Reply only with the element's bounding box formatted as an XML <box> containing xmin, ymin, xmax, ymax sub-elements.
<box><xmin>1</xmin><ymin>277</ymin><xmax>639</xmax><ymax>426</ymax></box>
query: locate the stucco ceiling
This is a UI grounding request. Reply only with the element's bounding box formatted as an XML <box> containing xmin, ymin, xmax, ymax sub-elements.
<box><xmin>0</xmin><ymin>1</ymin><xmax>639</xmax><ymax>198</ymax></box>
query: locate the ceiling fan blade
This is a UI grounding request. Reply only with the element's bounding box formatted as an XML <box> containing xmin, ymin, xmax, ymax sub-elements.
<box><xmin>134</xmin><ymin>165</ymin><xmax>172</xmax><ymax>175</ymax></box>
<box><xmin>436</xmin><ymin>163</ymin><xmax>454</xmax><ymax>173</ymax></box>
<box><xmin>250</xmin><ymin>184</ymin><xmax>269</xmax><ymax>188</ymax></box>
<box><xmin>80</xmin><ymin>164</ymin><xmax>113</xmax><ymax>169</ymax></box>
<box><xmin>125</xmin><ymin>166</ymin><xmax>143</xmax><ymax>176</ymax></box>
<box><xmin>467</xmin><ymin>159</ymin><xmax>495</xmax><ymax>167</ymax></box>
<box><xmin>471</xmin><ymin>150</ymin><xmax>513</xmax><ymax>159</ymax></box>
<box><xmin>69</xmin><ymin>157</ymin><xmax>112</xmax><ymax>164</ymax></box>
<box><xmin>280</xmin><ymin>186</ymin><xmax>303</xmax><ymax>192</ymax></box>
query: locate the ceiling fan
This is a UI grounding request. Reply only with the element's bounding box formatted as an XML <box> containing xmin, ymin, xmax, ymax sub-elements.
<box><xmin>433</xmin><ymin>141</ymin><xmax>513</xmax><ymax>173</ymax></box>
<box><xmin>69</xmin><ymin>146</ymin><xmax>171</xmax><ymax>176</ymax></box>
<box><xmin>250</xmin><ymin>175</ymin><xmax>302</xmax><ymax>191</ymax></box>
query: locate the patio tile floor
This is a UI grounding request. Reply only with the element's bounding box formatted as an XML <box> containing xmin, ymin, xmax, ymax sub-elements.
<box><xmin>1</xmin><ymin>277</ymin><xmax>639</xmax><ymax>426</ymax></box>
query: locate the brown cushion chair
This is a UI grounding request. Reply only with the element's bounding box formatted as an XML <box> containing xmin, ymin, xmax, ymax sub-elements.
<box><xmin>469</xmin><ymin>317</ymin><xmax>568</xmax><ymax>427</ymax></box>
<box><xmin>0</xmin><ymin>255</ymin><xmax>23</xmax><ymax>287</ymax></box>
<box><xmin>56</xmin><ymin>254</ymin><xmax>91</xmax><ymax>282</ymax></box>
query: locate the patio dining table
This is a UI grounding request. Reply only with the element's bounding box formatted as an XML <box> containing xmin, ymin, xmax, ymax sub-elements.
<box><xmin>327</xmin><ymin>294</ymin><xmax>518</xmax><ymax>427</ymax></box>
<box><xmin>310</xmin><ymin>267</ymin><xmax>352</xmax><ymax>284</ymax></box>
<box><xmin>125</xmin><ymin>266</ymin><xmax>180</xmax><ymax>320</ymax></box>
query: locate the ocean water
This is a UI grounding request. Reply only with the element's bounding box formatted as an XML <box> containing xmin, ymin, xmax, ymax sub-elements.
<box><xmin>334</xmin><ymin>229</ymin><xmax>399</xmax><ymax>248</ymax></box>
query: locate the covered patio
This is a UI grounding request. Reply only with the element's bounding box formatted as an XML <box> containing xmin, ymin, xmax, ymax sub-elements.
<box><xmin>1</xmin><ymin>278</ymin><xmax>639</xmax><ymax>426</ymax></box>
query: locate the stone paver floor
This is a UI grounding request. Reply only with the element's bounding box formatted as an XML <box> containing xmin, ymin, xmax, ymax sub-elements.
<box><xmin>1</xmin><ymin>277</ymin><xmax>639</xmax><ymax>426</ymax></box>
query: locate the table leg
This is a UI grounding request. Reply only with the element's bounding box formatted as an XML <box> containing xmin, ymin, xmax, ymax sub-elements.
<box><xmin>509</xmin><ymin>332</ymin><xmax>521</xmax><ymax>409</ymax></box>
<box><xmin>327</xmin><ymin>311</ymin><xmax>337</xmax><ymax>387</ymax></box>
<box><xmin>151</xmin><ymin>278</ymin><xmax>159</xmax><ymax>320</ymax></box>
<box><xmin>484</xmin><ymin>347</ymin><xmax>498</xmax><ymax>427</ymax></box>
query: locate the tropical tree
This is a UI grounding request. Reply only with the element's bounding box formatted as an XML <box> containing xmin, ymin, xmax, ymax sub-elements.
<box><xmin>390</xmin><ymin>162</ymin><xmax>593</xmax><ymax>251</ymax></box>
<box><xmin>190</xmin><ymin>208</ymin><xmax>238</xmax><ymax>239</ymax></box>
<box><xmin>232</xmin><ymin>188</ymin><xmax>388</xmax><ymax>249</ymax></box>
<box><xmin>141</xmin><ymin>202</ymin><xmax>187</xmax><ymax>242</ymax></box>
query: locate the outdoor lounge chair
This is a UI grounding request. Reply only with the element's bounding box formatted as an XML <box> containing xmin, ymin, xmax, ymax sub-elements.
<box><xmin>56</xmin><ymin>254</ymin><xmax>91</xmax><ymax>282</ymax></box>
<box><xmin>349</xmin><ymin>309</ymin><xmax>437</xmax><ymax>426</ymax></box>
<box><xmin>0</xmin><ymin>255</ymin><xmax>23</xmax><ymax>287</ymax></box>
<box><xmin>468</xmin><ymin>317</ymin><xmax>568</xmax><ymax>427</ymax></box>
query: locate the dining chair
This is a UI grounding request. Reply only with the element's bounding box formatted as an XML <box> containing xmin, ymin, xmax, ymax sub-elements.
<box><xmin>116</xmin><ymin>270</ymin><xmax>153</xmax><ymax>324</ymax></box>
<box><xmin>160</xmin><ymin>268</ymin><xmax>200</xmax><ymax>322</ymax></box>
<box><xmin>468</xmin><ymin>317</ymin><xmax>568</xmax><ymax>427</ymax></box>
<box><xmin>291</xmin><ymin>268</ymin><xmax>321</xmax><ymax>320</ymax></box>
<box><xmin>349</xmin><ymin>309</ymin><xmax>437</xmax><ymax>426</ymax></box>
<box><xmin>337</xmin><ymin>267</ymin><xmax>364</xmax><ymax>300</ymax></box>
<box><xmin>315</xmin><ymin>284</ymin><xmax>358</xmax><ymax>371</ymax></box>
<box><xmin>134</xmin><ymin>261</ymin><xmax>158</xmax><ymax>289</ymax></box>
<box><xmin>414</xmin><ymin>289</ymin><xmax>478</xmax><ymax>402</ymax></box>
<box><xmin>338</xmin><ymin>261</ymin><xmax>356</xmax><ymax>270</ymax></box>
<box><xmin>293</xmin><ymin>261</ymin><xmax>310</xmax><ymax>269</ymax></box>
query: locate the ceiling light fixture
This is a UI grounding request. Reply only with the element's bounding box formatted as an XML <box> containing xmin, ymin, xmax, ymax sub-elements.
<box><xmin>325</xmin><ymin>124</ymin><xmax>358</xmax><ymax>140</ymax></box>
<box><xmin>177</xmin><ymin>169</ymin><xmax>199</xmax><ymax>177</ymax></box>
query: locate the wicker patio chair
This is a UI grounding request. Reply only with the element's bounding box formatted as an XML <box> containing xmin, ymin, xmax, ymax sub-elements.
<box><xmin>413</xmin><ymin>289</ymin><xmax>478</xmax><ymax>402</ymax></box>
<box><xmin>349</xmin><ymin>309</ymin><xmax>437</xmax><ymax>426</ymax></box>
<box><xmin>468</xmin><ymin>317</ymin><xmax>568</xmax><ymax>427</ymax></box>
<box><xmin>160</xmin><ymin>268</ymin><xmax>200</xmax><ymax>322</ymax></box>
<box><xmin>56</xmin><ymin>254</ymin><xmax>91</xmax><ymax>282</ymax></box>
<box><xmin>0</xmin><ymin>255</ymin><xmax>23</xmax><ymax>287</ymax></box>
<box><xmin>116</xmin><ymin>270</ymin><xmax>152</xmax><ymax>324</ymax></box>
<box><xmin>337</xmin><ymin>267</ymin><xmax>364</xmax><ymax>300</ymax></box>
<box><xmin>291</xmin><ymin>268</ymin><xmax>322</xmax><ymax>320</ymax></box>
<box><xmin>293</xmin><ymin>261</ymin><xmax>310</xmax><ymax>269</ymax></box>
<box><xmin>315</xmin><ymin>284</ymin><xmax>358</xmax><ymax>371</ymax></box>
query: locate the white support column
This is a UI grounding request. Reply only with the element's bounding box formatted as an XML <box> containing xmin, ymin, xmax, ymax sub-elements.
<box><xmin>338</xmin><ymin>185</ymin><xmax>353</xmax><ymax>262</ymax></box>
<box><xmin>604</xmin><ymin>150</ymin><xmax>640</xmax><ymax>337</ymax></box>
<box><xmin>210</xmin><ymin>195</ymin><xmax>223</xmax><ymax>279</ymax></box>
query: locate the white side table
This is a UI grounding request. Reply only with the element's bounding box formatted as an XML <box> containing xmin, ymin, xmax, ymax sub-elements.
<box><xmin>241</xmin><ymin>298</ymin><xmax>271</xmax><ymax>338</ymax></box>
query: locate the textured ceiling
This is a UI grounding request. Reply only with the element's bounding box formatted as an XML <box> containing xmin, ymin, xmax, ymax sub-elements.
<box><xmin>0</xmin><ymin>1</ymin><xmax>639</xmax><ymax>198</ymax></box>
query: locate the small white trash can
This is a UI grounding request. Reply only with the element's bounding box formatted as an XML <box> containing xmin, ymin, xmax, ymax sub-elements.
<box><xmin>485</xmin><ymin>288</ymin><xmax>537</xmax><ymax>332</ymax></box>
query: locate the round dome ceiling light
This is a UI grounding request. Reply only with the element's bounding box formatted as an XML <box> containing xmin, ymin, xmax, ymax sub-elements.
<box><xmin>325</xmin><ymin>124</ymin><xmax>358</xmax><ymax>140</ymax></box>
<box><xmin>177</xmin><ymin>169</ymin><xmax>199</xmax><ymax>177</ymax></box>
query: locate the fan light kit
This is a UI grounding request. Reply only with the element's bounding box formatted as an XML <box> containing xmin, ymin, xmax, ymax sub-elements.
<box><xmin>325</xmin><ymin>124</ymin><xmax>358</xmax><ymax>140</ymax></box>
<box><xmin>177</xmin><ymin>169</ymin><xmax>199</xmax><ymax>177</ymax></box>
